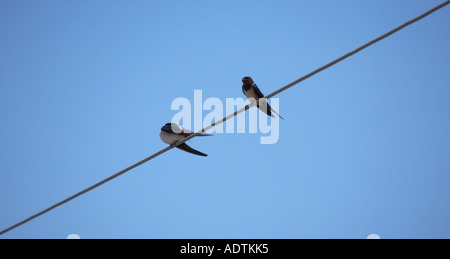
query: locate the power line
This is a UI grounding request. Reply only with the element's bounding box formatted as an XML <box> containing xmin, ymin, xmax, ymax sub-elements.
<box><xmin>1</xmin><ymin>0</ymin><xmax>448</xmax><ymax>236</ymax></box>
<box><xmin>265</xmin><ymin>0</ymin><xmax>450</xmax><ymax>100</ymax></box>
<box><xmin>0</xmin><ymin>146</ymin><xmax>173</xmax><ymax>236</ymax></box>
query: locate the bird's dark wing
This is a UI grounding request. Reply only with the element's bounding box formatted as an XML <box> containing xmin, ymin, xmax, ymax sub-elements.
<box><xmin>180</xmin><ymin>130</ymin><xmax>213</xmax><ymax>137</ymax></box>
<box><xmin>257</xmin><ymin>101</ymin><xmax>275</xmax><ymax>118</ymax></box>
<box><xmin>252</xmin><ymin>84</ymin><xmax>265</xmax><ymax>98</ymax></box>
<box><xmin>180</xmin><ymin>129</ymin><xmax>194</xmax><ymax>136</ymax></box>
<box><xmin>176</xmin><ymin>143</ymin><xmax>208</xmax><ymax>157</ymax></box>
<box><xmin>173</xmin><ymin>125</ymin><xmax>211</xmax><ymax>137</ymax></box>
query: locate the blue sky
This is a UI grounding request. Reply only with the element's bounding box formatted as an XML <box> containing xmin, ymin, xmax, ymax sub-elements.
<box><xmin>1</xmin><ymin>0</ymin><xmax>449</xmax><ymax>239</ymax></box>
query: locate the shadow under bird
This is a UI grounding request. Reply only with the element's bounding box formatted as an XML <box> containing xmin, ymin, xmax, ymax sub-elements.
<box><xmin>242</xmin><ymin>76</ymin><xmax>284</xmax><ymax>120</ymax></box>
<box><xmin>160</xmin><ymin>123</ymin><xmax>212</xmax><ymax>157</ymax></box>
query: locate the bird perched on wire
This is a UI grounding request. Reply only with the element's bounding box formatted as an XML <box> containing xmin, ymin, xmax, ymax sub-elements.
<box><xmin>160</xmin><ymin>123</ymin><xmax>212</xmax><ymax>157</ymax></box>
<box><xmin>242</xmin><ymin>76</ymin><xmax>284</xmax><ymax>120</ymax></box>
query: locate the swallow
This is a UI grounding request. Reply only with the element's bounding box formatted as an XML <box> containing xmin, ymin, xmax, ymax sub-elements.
<box><xmin>241</xmin><ymin>76</ymin><xmax>284</xmax><ymax>119</ymax></box>
<box><xmin>160</xmin><ymin>123</ymin><xmax>212</xmax><ymax>157</ymax></box>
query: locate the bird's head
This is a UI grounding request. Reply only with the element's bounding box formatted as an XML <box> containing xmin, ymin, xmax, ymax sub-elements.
<box><xmin>162</xmin><ymin>122</ymin><xmax>183</xmax><ymax>134</ymax></box>
<box><xmin>242</xmin><ymin>76</ymin><xmax>254</xmax><ymax>85</ymax></box>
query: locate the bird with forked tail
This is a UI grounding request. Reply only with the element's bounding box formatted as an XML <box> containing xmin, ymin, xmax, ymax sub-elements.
<box><xmin>160</xmin><ymin>123</ymin><xmax>212</xmax><ymax>157</ymax></box>
<box><xmin>242</xmin><ymin>76</ymin><xmax>284</xmax><ymax>120</ymax></box>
